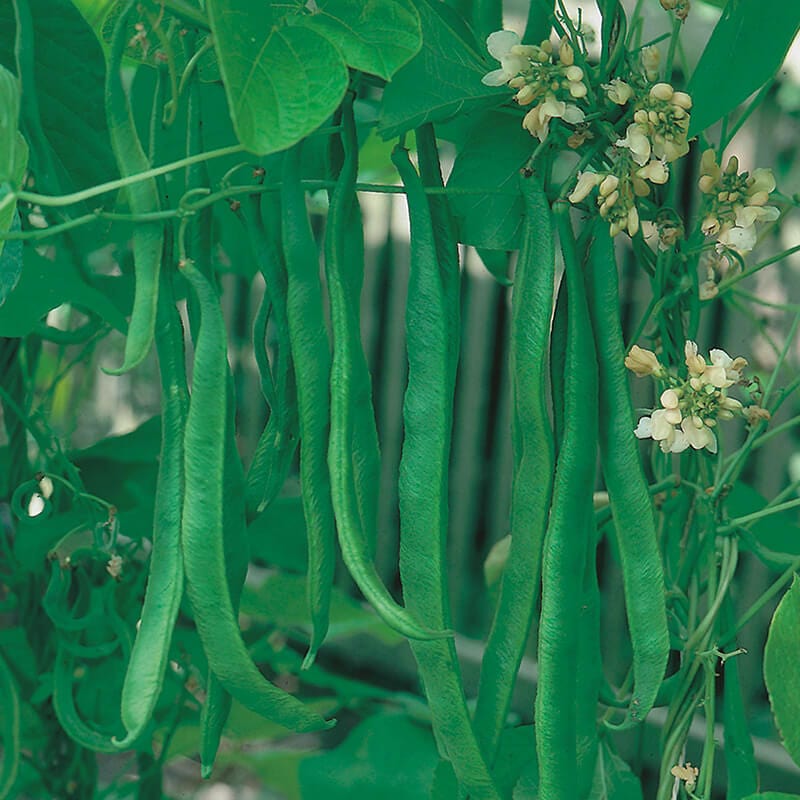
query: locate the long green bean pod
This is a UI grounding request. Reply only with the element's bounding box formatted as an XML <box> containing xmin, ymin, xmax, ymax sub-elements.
<box><xmin>179</xmin><ymin>259</ymin><xmax>332</xmax><ymax>732</ymax></box>
<box><xmin>281</xmin><ymin>144</ymin><xmax>338</xmax><ymax>664</ymax></box>
<box><xmin>114</xmin><ymin>268</ymin><xmax>187</xmax><ymax>749</ymax></box>
<box><xmin>585</xmin><ymin>220</ymin><xmax>669</xmax><ymax>728</ymax></box>
<box><xmin>103</xmin><ymin>0</ymin><xmax>162</xmax><ymax>374</ymax></box>
<box><xmin>535</xmin><ymin>203</ymin><xmax>598</xmax><ymax>800</ymax></box>
<box><xmin>325</xmin><ymin>100</ymin><xmax>446</xmax><ymax>644</ymax></box>
<box><xmin>392</xmin><ymin>142</ymin><xmax>500</xmax><ymax>800</ymax></box>
<box><xmin>473</xmin><ymin>174</ymin><xmax>556</xmax><ymax>764</ymax></box>
<box><xmin>200</xmin><ymin>377</ymin><xmax>249</xmax><ymax>778</ymax></box>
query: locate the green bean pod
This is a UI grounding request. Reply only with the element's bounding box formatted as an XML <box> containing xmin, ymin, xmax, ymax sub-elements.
<box><xmin>473</xmin><ymin>174</ymin><xmax>555</xmax><ymax>764</ymax></box>
<box><xmin>103</xmin><ymin>0</ymin><xmax>163</xmax><ymax>375</ymax></box>
<box><xmin>535</xmin><ymin>204</ymin><xmax>598</xmax><ymax>800</ymax></box>
<box><xmin>392</xmin><ymin>142</ymin><xmax>500</xmax><ymax>800</ymax></box>
<box><xmin>0</xmin><ymin>651</ymin><xmax>20</xmax><ymax>800</ymax></box>
<box><xmin>281</xmin><ymin>145</ymin><xmax>338</xmax><ymax>665</ymax></box>
<box><xmin>179</xmin><ymin>259</ymin><xmax>333</xmax><ymax>732</ymax></box>
<box><xmin>200</xmin><ymin>376</ymin><xmax>250</xmax><ymax>777</ymax></box>
<box><xmin>114</xmin><ymin>271</ymin><xmax>188</xmax><ymax>749</ymax></box>
<box><xmin>53</xmin><ymin>647</ymin><xmax>121</xmax><ymax>753</ymax></box>
<box><xmin>242</xmin><ymin>192</ymin><xmax>299</xmax><ymax>518</ymax></box>
<box><xmin>585</xmin><ymin>220</ymin><xmax>669</xmax><ymax>728</ymax></box>
<box><xmin>325</xmin><ymin>102</ymin><xmax>447</xmax><ymax>644</ymax></box>
<box><xmin>721</xmin><ymin>599</ymin><xmax>758</xmax><ymax>796</ymax></box>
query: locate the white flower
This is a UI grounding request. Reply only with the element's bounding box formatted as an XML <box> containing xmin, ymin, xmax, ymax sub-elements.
<box><xmin>522</xmin><ymin>95</ymin><xmax>584</xmax><ymax>141</ymax></box>
<box><xmin>706</xmin><ymin>349</ymin><xmax>737</xmax><ymax>388</ymax></box>
<box><xmin>635</xmin><ymin>409</ymin><xmax>690</xmax><ymax>453</ymax></box>
<box><xmin>717</xmin><ymin>224</ymin><xmax>756</xmax><ymax>253</ymax></box>
<box><xmin>482</xmin><ymin>31</ymin><xmax>528</xmax><ymax>86</ymax></box>
<box><xmin>616</xmin><ymin>123</ymin><xmax>651</xmax><ymax>166</ymax></box>
<box><xmin>568</xmin><ymin>171</ymin><xmax>602</xmax><ymax>203</ymax></box>
<box><xmin>681</xmin><ymin>416</ymin><xmax>718</xmax><ymax>453</ymax></box>
<box><xmin>603</xmin><ymin>78</ymin><xmax>634</xmax><ymax>105</ymax></box>
<box><xmin>637</xmin><ymin>160</ymin><xmax>669</xmax><ymax>184</ymax></box>
<box><xmin>27</xmin><ymin>492</ymin><xmax>45</xmax><ymax>517</ymax></box>
<box><xmin>684</xmin><ymin>341</ymin><xmax>706</xmax><ymax>376</ymax></box>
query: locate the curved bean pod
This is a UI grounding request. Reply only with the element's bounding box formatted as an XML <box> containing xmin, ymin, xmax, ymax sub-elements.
<box><xmin>179</xmin><ymin>259</ymin><xmax>333</xmax><ymax>732</ymax></box>
<box><xmin>473</xmin><ymin>173</ymin><xmax>556</xmax><ymax>764</ymax></box>
<box><xmin>392</xmin><ymin>141</ymin><xmax>500</xmax><ymax>800</ymax></box>
<box><xmin>103</xmin><ymin>0</ymin><xmax>163</xmax><ymax>375</ymax></box>
<box><xmin>585</xmin><ymin>219</ymin><xmax>669</xmax><ymax>728</ymax></box>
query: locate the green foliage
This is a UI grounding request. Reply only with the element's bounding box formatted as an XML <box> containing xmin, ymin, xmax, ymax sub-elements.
<box><xmin>687</xmin><ymin>0</ymin><xmax>800</xmax><ymax>136</ymax></box>
<box><xmin>1</xmin><ymin>0</ymin><xmax>799</xmax><ymax>798</ymax></box>
<box><xmin>765</xmin><ymin>577</ymin><xmax>800</xmax><ymax>769</ymax></box>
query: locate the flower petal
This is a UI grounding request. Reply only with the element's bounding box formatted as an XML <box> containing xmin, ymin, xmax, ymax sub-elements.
<box><xmin>481</xmin><ymin>68</ymin><xmax>512</xmax><ymax>86</ymax></box>
<box><xmin>487</xmin><ymin>30</ymin><xmax>521</xmax><ymax>60</ymax></box>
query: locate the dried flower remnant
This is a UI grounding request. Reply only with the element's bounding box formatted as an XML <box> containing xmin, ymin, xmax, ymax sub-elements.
<box><xmin>670</xmin><ymin>763</ymin><xmax>699</xmax><ymax>791</ymax></box>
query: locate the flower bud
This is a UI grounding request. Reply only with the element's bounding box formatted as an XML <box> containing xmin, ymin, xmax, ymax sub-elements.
<box><xmin>625</xmin><ymin>345</ymin><xmax>663</xmax><ymax>377</ymax></box>
<box><xmin>650</xmin><ymin>82</ymin><xmax>674</xmax><ymax>101</ymax></box>
<box><xmin>559</xmin><ymin>37</ymin><xmax>574</xmax><ymax>66</ymax></box>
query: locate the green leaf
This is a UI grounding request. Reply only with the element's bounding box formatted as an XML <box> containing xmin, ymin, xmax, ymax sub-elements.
<box><xmin>687</xmin><ymin>0</ymin><xmax>800</xmax><ymax>136</ymax></box>
<box><xmin>0</xmin><ymin>247</ymin><xmax>128</xmax><ymax>337</ymax></box>
<box><xmin>301</xmin><ymin>0</ymin><xmax>422</xmax><ymax>81</ymax></box>
<box><xmin>742</xmin><ymin>795</ymin><xmax>800</xmax><ymax>800</ymax></box>
<box><xmin>0</xmin><ymin>0</ymin><xmax>117</xmax><ymax>190</ymax></box>
<box><xmin>589</xmin><ymin>738</ymin><xmax>643</xmax><ymax>800</ymax></box>
<box><xmin>298</xmin><ymin>712</ymin><xmax>440</xmax><ymax>799</ymax></box>
<box><xmin>726</xmin><ymin>482</ymin><xmax>800</xmax><ymax>569</ymax></box>
<box><xmin>447</xmin><ymin>111</ymin><xmax>533</xmax><ymax>250</ymax></box>
<box><xmin>207</xmin><ymin>0</ymin><xmax>349</xmax><ymax>154</ymax></box>
<box><xmin>378</xmin><ymin>0</ymin><xmax>505</xmax><ymax>139</ymax></box>
<box><xmin>764</xmin><ymin>576</ymin><xmax>800</xmax><ymax>769</ymax></box>
<box><xmin>492</xmin><ymin>725</ymin><xmax>538</xmax><ymax>798</ymax></box>
<box><xmin>248</xmin><ymin>496</ymin><xmax>309</xmax><ymax>573</ymax></box>
<box><xmin>240</xmin><ymin>571</ymin><xmax>404</xmax><ymax>646</ymax></box>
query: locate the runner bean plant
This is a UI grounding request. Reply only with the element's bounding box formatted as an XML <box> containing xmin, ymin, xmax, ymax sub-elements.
<box><xmin>1</xmin><ymin>0</ymin><xmax>799</xmax><ymax>798</ymax></box>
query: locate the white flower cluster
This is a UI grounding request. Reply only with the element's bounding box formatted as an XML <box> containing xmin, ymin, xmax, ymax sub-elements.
<box><xmin>616</xmin><ymin>82</ymin><xmax>692</xmax><ymax>165</ymax></box>
<box><xmin>626</xmin><ymin>341</ymin><xmax>764</xmax><ymax>455</ymax></box>
<box><xmin>699</xmin><ymin>150</ymin><xmax>779</xmax><ymax>254</ymax></box>
<box><xmin>481</xmin><ymin>30</ymin><xmax>586</xmax><ymax>142</ymax></box>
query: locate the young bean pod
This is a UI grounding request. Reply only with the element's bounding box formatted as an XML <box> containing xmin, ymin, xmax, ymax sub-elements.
<box><xmin>103</xmin><ymin>0</ymin><xmax>163</xmax><ymax>375</ymax></box>
<box><xmin>473</xmin><ymin>173</ymin><xmax>556</xmax><ymax>764</ymax></box>
<box><xmin>535</xmin><ymin>203</ymin><xmax>598</xmax><ymax>800</ymax></box>
<box><xmin>392</xmin><ymin>141</ymin><xmax>500</xmax><ymax>800</ymax></box>
<box><xmin>585</xmin><ymin>220</ymin><xmax>669</xmax><ymax>728</ymax></box>
<box><xmin>179</xmin><ymin>259</ymin><xmax>333</xmax><ymax>732</ymax></box>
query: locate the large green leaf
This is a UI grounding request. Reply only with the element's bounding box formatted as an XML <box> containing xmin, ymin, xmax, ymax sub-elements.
<box><xmin>589</xmin><ymin>739</ymin><xmax>644</xmax><ymax>800</ymax></box>
<box><xmin>687</xmin><ymin>0</ymin><xmax>800</xmax><ymax>136</ymax></box>
<box><xmin>764</xmin><ymin>576</ymin><xmax>800</xmax><ymax>769</ymax></box>
<box><xmin>378</xmin><ymin>0</ymin><xmax>505</xmax><ymax>139</ymax></box>
<box><xmin>207</xmin><ymin>0</ymin><xmax>349</xmax><ymax>154</ymax></box>
<box><xmin>447</xmin><ymin>111</ymin><xmax>533</xmax><ymax>250</ymax></box>
<box><xmin>301</xmin><ymin>0</ymin><xmax>422</xmax><ymax>81</ymax></box>
<box><xmin>0</xmin><ymin>0</ymin><xmax>116</xmax><ymax>191</ymax></box>
<box><xmin>298</xmin><ymin>712</ymin><xmax>440</xmax><ymax>799</ymax></box>
<box><xmin>0</xmin><ymin>247</ymin><xmax>128</xmax><ymax>337</ymax></box>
